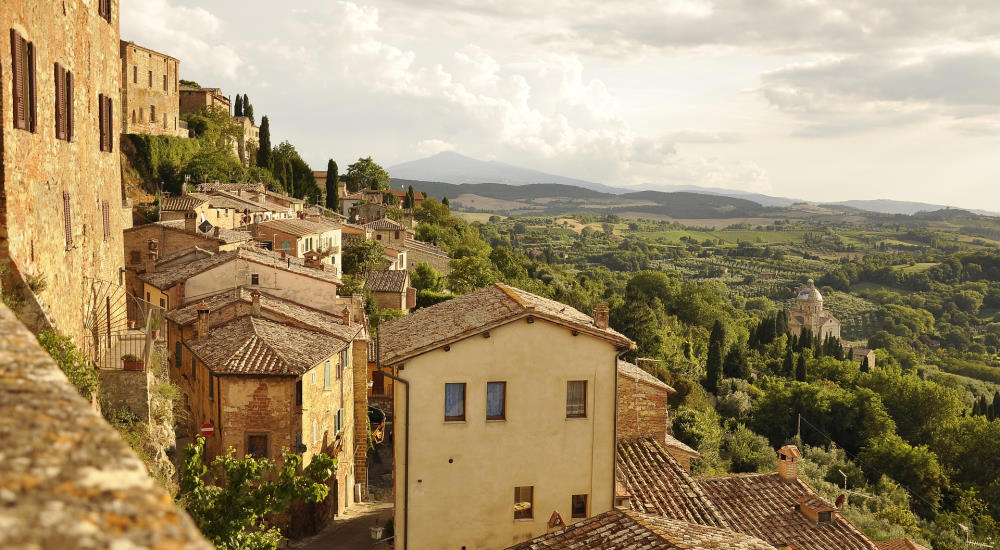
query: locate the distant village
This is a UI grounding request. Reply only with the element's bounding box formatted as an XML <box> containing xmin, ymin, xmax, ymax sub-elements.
<box><xmin>0</xmin><ymin>3</ymin><xmax>923</xmax><ymax>550</ymax></box>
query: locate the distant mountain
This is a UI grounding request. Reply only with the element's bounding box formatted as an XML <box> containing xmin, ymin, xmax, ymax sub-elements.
<box><xmin>389</xmin><ymin>151</ymin><xmax>622</xmax><ymax>194</ymax></box>
<box><xmin>827</xmin><ymin>199</ymin><xmax>999</xmax><ymax>217</ymax></box>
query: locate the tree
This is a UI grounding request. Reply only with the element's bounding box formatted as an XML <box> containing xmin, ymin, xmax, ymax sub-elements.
<box><xmin>447</xmin><ymin>256</ymin><xmax>498</xmax><ymax>294</ymax></box>
<box><xmin>178</xmin><ymin>436</ymin><xmax>335</xmax><ymax>550</ymax></box>
<box><xmin>705</xmin><ymin>321</ymin><xmax>725</xmax><ymax>393</ymax></box>
<box><xmin>243</xmin><ymin>94</ymin><xmax>254</xmax><ymax>124</ymax></box>
<box><xmin>860</xmin><ymin>355</ymin><xmax>870</xmax><ymax>373</ymax></box>
<box><xmin>342</xmin><ymin>239</ymin><xmax>389</xmax><ymax>277</ymax></box>
<box><xmin>442</xmin><ymin>196</ymin><xmax>450</xmax><ymax>208</ymax></box>
<box><xmin>234</xmin><ymin>94</ymin><xmax>243</xmax><ymax>117</ymax></box>
<box><xmin>723</xmin><ymin>346</ymin><xmax>749</xmax><ymax>379</ymax></box>
<box><xmin>325</xmin><ymin>159</ymin><xmax>339</xmax><ymax>211</ymax></box>
<box><xmin>346</xmin><ymin>156</ymin><xmax>390</xmax><ymax>191</ymax></box>
<box><xmin>782</xmin><ymin>346</ymin><xmax>794</xmax><ymax>378</ymax></box>
<box><xmin>858</xmin><ymin>434</ymin><xmax>946</xmax><ymax>516</ymax></box>
<box><xmin>406</xmin><ymin>185</ymin><xmax>416</xmax><ymax>210</ymax></box>
<box><xmin>411</xmin><ymin>262</ymin><xmax>442</xmax><ymax>291</ymax></box>
<box><xmin>795</xmin><ymin>353</ymin><xmax>807</xmax><ymax>382</ymax></box>
<box><xmin>256</xmin><ymin>116</ymin><xmax>271</xmax><ymax>169</ymax></box>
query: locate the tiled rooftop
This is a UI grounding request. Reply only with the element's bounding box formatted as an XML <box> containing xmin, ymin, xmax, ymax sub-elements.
<box><xmin>157</xmin><ymin>219</ymin><xmax>252</xmax><ymax>244</ymax></box>
<box><xmin>364</xmin><ymin>218</ymin><xmax>406</xmax><ymax>231</ymax></box>
<box><xmin>401</xmin><ymin>237</ymin><xmax>450</xmax><ymax>258</ymax></box>
<box><xmin>378</xmin><ymin>283</ymin><xmax>632</xmax><ymax>364</ymax></box>
<box><xmin>160</xmin><ymin>194</ymin><xmax>208</xmax><ymax>211</ymax></box>
<box><xmin>505</xmin><ymin>509</ymin><xmax>773</xmax><ymax>550</ymax></box>
<box><xmin>364</xmin><ymin>270</ymin><xmax>409</xmax><ymax>293</ymax></box>
<box><xmin>258</xmin><ymin>217</ymin><xmax>330</xmax><ymax>237</ymax></box>
<box><xmin>618</xmin><ymin>360</ymin><xmax>676</xmax><ymax>392</ymax></box>
<box><xmin>875</xmin><ymin>539</ymin><xmax>931</xmax><ymax>550</ymax></box>
<box><xmin>188</xmin><ymin>316</ymin><xmax>346</xmax><ymax>376</ymax></box>
<box><xmin>616</xmin><ymin>437</ymin><xmax>726</xmax><ymax>527</ymax></box>
<box><xmin>140</xmin><ymin>245</ymin><xmax>342</xmax><ymax>289</ymax></box>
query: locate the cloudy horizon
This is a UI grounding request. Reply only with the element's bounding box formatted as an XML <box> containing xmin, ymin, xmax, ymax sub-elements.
<box><xmin>123</xmin><ymin>0</ymin><xmax>1000</xmax><ymax>211</ymax></box>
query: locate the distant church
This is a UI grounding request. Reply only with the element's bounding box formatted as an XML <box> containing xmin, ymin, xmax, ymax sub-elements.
<box><xmin>787</xmin><ymin>279</ymin><xmax>841</xmax><ymax>340</ymax></box>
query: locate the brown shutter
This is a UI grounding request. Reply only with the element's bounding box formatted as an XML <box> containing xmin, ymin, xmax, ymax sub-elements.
<box><xmin>105</xmin><ymin>96</ymin><xmax>113</xmax><ymax>152</ymax></box>
<box><xmin>54</xmin><ymin>63</ymin><xmax>65</xmax><ymax>140</ymax></box>
<box><xmin>98</xmin><ymin>93</ymin><xmax>107</xmax><ymax>151</ymax></box>
<box><xmin>11</xmin><ymin>30</ymin><xmax>25</xmax><ymax>130</ymax></box>
<box><xmin>27</xmin><ymin>41</ymin><xmax>36</xmax><ymax>132</ymax></box>
<box><xmin>63</xmin><ymin>192</ymin><xmax>73</xmax><ymax>248</ymax></box>
<box><xmin>102</xmin><ymin>201</ymin><xmax>110</xmax><ymax>241</ymax></box>
<box><xmin>66</xmin><ymin>71</ymin><xmax>74</xmax><ymax>141</ymax></box>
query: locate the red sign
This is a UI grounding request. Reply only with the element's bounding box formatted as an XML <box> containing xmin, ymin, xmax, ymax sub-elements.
<box><xmin>199</xmin><ymin>422</ymin><xmax>214</xmax><ymax>437</ymax></box>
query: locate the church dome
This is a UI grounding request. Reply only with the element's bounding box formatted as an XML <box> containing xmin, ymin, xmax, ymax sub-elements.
<box><xmin>797</xmin><ymin>279</ymin><xmax>823</xmax><ymax>302</ymax></box>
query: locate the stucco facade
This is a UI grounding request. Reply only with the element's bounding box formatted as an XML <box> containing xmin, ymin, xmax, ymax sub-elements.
<box><xmin>119</xmin><ymin>41</ymin><xmax>181</xmax><ymax>136</ymax></box>
<box><xmin>0</xmin><ymin>0</ymin><xmax>127</xmax><ymax>344</ymax></box>
<box><xmin>390</xmin><ymin>318</ymin><xmax>621</xmax><ymax>549</ymax></box>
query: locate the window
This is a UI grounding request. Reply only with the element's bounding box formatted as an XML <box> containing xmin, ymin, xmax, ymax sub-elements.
<box><xmin>295</xmin><ymin>380</ymin><xmax>302</xmax><ymax>406</ymax></box>
<box><xmin>159</xmin><ymin>297</ymin><xmax>165</xmax><ymax>309</ymax></box>
<box><xmin>10</xmin><ymin>29</ymin><xmax>37</xmax><ymax>132</ymax></box>
<box><xmin>444</xmin><ymin>383</ymin><xmax>466</xmax><ymax>421</ymax></box>
<box><xmin>174</xmin><ymin>341</ymin><xmax>182</xmax><ymax>368</ymax></box>
<box><xmin>334</xmin><ymin>409</ymin><xmax>343</xmax><ymax>434</ymax></box>
<box><xmin>139</xmin><ymin>107</ymin><xmax>144</xmax><ymax>122</ymax></box>
<box><xmin>132</xmin><ymin>65</ymin><xmax>137</xmax><ymax>83</ymax></box>
<box><xmin>98</xmin><ymin>0</ymin><xmax>112</xmax><ymax>22</ymax></box>
<box><xmin>324</xmin><ymin>360</ymin><xmax>331</xmax><ymax>388</ymax></box>
<box><xmin>163</xmin><ymin>112</ymin><xmax>167</xmax><ymax>129</ymax></box>
<box><xmin>150</xmin><ymin>104</ymin><xmax>155</xmax><ymax>122</ymax></box>
<box><xmin>311</xmin><ymin>370</ymin><xmax>316</xmax><ymax>385</ymax></box>
<box><xmin>514</xmin><ymin>486</ymin><xmax>533</xmax><ymax>520</ymax></box>
<box><xmin>130</xmin><ymin>250</ymin><xmax>141</xmax><ymax>264</ymax></box>
<box><xmin>148</xmin><ymin>70</ymin><xmax>152</xmax><ymax>87</ymax></box>
<box><xmin>486</xmin><ymin>381</ymin><xmax>506</xmax><ymax>420</ymax></box>
<box><xmin>571</xmin><ymin>494</ymin><xmax>588</xmax><ymax>519</ymax></box>
<box><xmin>247</xmin><ymin>434</ymin><xmax>268</xmax><ymax>458</ymax></box>
<box><xmin>163</xmin><ymin>73</ymin><xmax>167</xmax><ymax>91</ymax></box>
<box><xmin>566</xmin><ymin>380</ymin><xmax>587</xmax><ymax>418</ymax></box>
<box><xmin>54</xmin><ymin>63</ymin><xmax>73</xmax><ymax>141</ymax></box>
<box><xmin>102</xmin><ymin>201</ymin><xmax>110</xmax><ymax>241</ymax></box>
<box><xmin>98</xmin><ymin>94</ymin><xmax>113</xmax><ymax>152</ymax></box>
<box><xmin>250</xmin><ymin>273</ymin><xmax>259</xmax><ymax>285</ymax></box>
<box><xmin>62</xmin><ymin>192</ymin><xmax>73</xmax><ymax>248</ymax></box>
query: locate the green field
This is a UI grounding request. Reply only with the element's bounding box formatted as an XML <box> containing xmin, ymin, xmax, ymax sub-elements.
<box><xmin>892</xmin><ymin>262</ymin><xmax>940</xmax><ymax>273</ymax></box>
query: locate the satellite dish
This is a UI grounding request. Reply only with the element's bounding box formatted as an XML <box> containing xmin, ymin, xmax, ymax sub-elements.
<box><xmin>198</xmin><ymin>220</ymin><xmax>213</xmax><ymax>234</ymax></box>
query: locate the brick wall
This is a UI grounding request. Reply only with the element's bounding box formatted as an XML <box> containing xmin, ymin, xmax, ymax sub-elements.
<box><xmin>352</xmin><ymin>338</ymin><xmax>369</xmax><ymax>500</ymax></box>
<box><xmin>120</xmin><ymin>42</ymin><xmax>180</xmax><ymax>137</ymax></box>
<box><xmin>616</xmin><ymin>373</ymin><xmax>669</xmax><ymax>444</ymax></box>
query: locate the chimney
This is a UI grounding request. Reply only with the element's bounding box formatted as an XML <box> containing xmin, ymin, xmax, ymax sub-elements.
<box><xmin>341</xmin><ymin>306</ymin><xmax>352</xmax><ymax>326</ymax></box>
<box><xmin>184</xmin><ymin>210</ymin><xmax>198</xmax><ymax>233</ymax></box>
<box><xmin>796</xmin><ymin>494</ymin><xmax>835</xmax><ymax>525</ymax></box>
<box><xmin>594</xmin><ymin>302</ymin><xmax>610</xmax><ymax>329</ymax></box>
<box><xmin>777</xmin><ymin>445</ymin><xmax>801</xmax><ymax>481</ymax></box>
<box><xmin>546</xmin><ymin>511</ymin><xmax>565</xmax><ymax>534</ymax></box>
<box><xmin>250</xmin><ymin>290</ymin><xmax>261</xmax><ymax>315</ymax></box>
<box><xmin>144</xmin><ymin>251</ymin><xmax>158</xmax><ymax>273</ymax></box>
<box><xmin>196</xmin><ymin>301</ymin><xmax>210</xmax><ymax>342</ymax></box>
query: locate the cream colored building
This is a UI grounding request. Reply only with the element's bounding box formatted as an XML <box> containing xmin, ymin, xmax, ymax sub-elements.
<box><xmin>787</xmin><ymin>279</ymin><xmax>841</xmax><ymax>340</ymax></box>
<box><xmin>378</xmin><ymin>284</ymin><xmax>633</xmax><ymax>550</ymax></box>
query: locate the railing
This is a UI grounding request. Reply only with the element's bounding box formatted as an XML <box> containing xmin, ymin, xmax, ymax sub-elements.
<box><xmin>82</xmin><ymin>278</ymin><xmax>165</xmax><ymax>371</ymax></box>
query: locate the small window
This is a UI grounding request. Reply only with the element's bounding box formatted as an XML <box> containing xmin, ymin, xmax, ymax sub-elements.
<box><xmin>514</xmin><ymin>486</ymin><xmax>533</xmax><ymax>520</ymax></box>
<box><xmin>132</xmin><ymin>65</ymin><xmax>137</xmax><ymax>83</ymax></box>
<box><xmin>190</xmin><ymin>357</ymin><xmax>196</xmax><ymax>381</ymax></box>
<box><xmin>163</xmin><ymin>73</ymin><xmax>167</xmax><ymax>91</ymax></box>
<box><xmin>486</xmin><ymin>381</ymin><xmax>506</xmax><ymax>420</ymax></box>
<box><xmin>566</xmin><ymin>380</ymin><xmax>587</xmax><ymax>418</ymax></box>
<box><xmin>98</xmin><ymin>0</ymin><xmax>112</xmax><ymax>22</ymax></box>
<box><xmin>445</xmin><ymin>383</ymin><xmax>466</xmax><ymax>421</ymax></box>
<box><xmin>295</xmin><ymin>380</ymin><xmax>302</xmax><ymax>406</ymax></box>
<box><xmin>311</xmin><ymin>370</ymin><xmax>316</xmax><ymax>385</ymax></box>
<box><xmin>335</xmin><ymin>409</ymin><xmax>343</xmax><ymax>433</ymax></box>
<box><xmin>150</xmin><ymin>104</ymin><xmax>155</xmax><ymax>122</ymax></box>
<box><xmin>251</xmin><ymin>273</ymin><xmax>259</xmax><ymax>285</ymax></box>
<box><xmin>159</xmin><ymin>297</ymin><xmax>166</xmax><ymax>309</ymax></box>
<box><xmin>247</xmin><ymin>434</ymin><xmax>268</xmax><ymax>458</ymax></box>
<box><xmin>148</xmin><ymin>70</ymin><xmax>152</xmax><ymax>87</ymax></box>
<box><xmin>102</xmin><ymin>201</ymin><xmax>110</xmax><ymax>241</ymax></box>
<box><xmin>174</xmin><ymin>341</ymin><xmax>182</xmax><ymax>368</ymax></box>
<box><xmin>130</xmin><ymin>250</ymin><xmax>141</xmax><ymax>264</ymax></box>
<box><xmin>324</xmin><ymin>360</ymin><xmax>331</xmax><ymax>388</ymax></box>
<box><xmin>571</xmin><ymin>494</ymin><xmax>588</xmax><ymax>519</ymax></box>
<box><xmin>53</xmin><ymin>63</ymin><xmax>73</xmax><ymax>141</ymax></box>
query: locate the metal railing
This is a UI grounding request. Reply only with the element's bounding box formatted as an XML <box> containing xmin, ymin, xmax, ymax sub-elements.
<box><xmin>82</xmin><ymin>278</ymin><xmax>164</xmax><ymax>371</ymax></box>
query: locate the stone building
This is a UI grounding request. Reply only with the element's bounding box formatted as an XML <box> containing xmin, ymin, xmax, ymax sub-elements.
<box><xmin>253</xmin><ymin>217</ymin><xmax>343</xmax><ymax>277</ymax></box>
<box><xmin>787</xmin><ymin>279</ymin><xmax>841</xmax><ymax>340</ymax></box>
<box><xmin>159</xmin><ymin>193</ymin><xmax>257</xmax><ymax>229</ymax></box>
<box><xmin>164</xmin><ymin>288</ymin><xmax>367</xmax><ymax>516</ymax></box>
<box><xmin>402</xmin><ymin>238</ymin><xmax>452</xmax><ymax>274</ymax></box>
<box><xmin>179</xmin><ymin>84</ymin><xmax>230</xmax><ymax>115</ymax></box>
<box><xmin>379</xmin><ymin>284</ymin><xmax>634</xmax><ymax>549</ymax></box>
<box><xmin>119</xmin><ymin>41</ymin><xmax>182</xmax><ymax>136</ymax></box>
<box><xmin>1</xmin><ymin>0</ymin><xmax>127</xmax><ymax>345</ymax></box>
<box><xmin>364</xmin><ymin>217</ymin><xmax>411</xmax><ymax>249</ymax></box>
<box><xmin>363</xmin><ymin>269</ymin><xmax>415</xmax><ymax>312</ymax></box>
<box><xmin>232</xmin><ymin>115</ymin><xmax>258</xmax><ymax>166</ymax></box>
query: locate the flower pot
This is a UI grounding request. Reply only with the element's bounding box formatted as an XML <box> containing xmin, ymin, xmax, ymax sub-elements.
<box><xmin>123</xmin><ymin>360</ymin><xmax>145</xmax><ymax>371</ymax></box>
<box><xmin>370</xmin><ymin>526</ymin><xmax>384</xmax><ymax>540</ymax></box>
<box><xmin>150</xmin><ymin>329</ymin><xmax>159</xmax><ymax>340</ymax></box>
<box><xmin>128</xmin><ymin>320</ymin><xmax>136</xmax><ymax>329</ymax></box>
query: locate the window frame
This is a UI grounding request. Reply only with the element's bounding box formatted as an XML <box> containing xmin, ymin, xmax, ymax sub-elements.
<box><xmin>246</xmin><ymin>433</ymin><xmax>269</xmax><ymax>459</ymax></box>
<box><xmin>514</xmin><ymin>486</ymin><xmax>534</xmax><ymax>520</ymax></box>
<box><xmin>566</xmin><ymin>380</ymin><xmax>587</xmax><ymax>418</ymax></box>
<box><xmin>444</xmin><ymin>382</ymin><xmax>466</xmax><ymax>422</ymax></box>
<box><xmin>323</xmin><ymin>360</ymin><xmax>331</xmax><ymax>389</ymax></box>
<box><xmin>571</xmin><ymin>494</ymin><xmax>588</xmax><ymax>519</ymax></box>
<box><xmin>486</xmin><ymin>381</ymin><xmax>506</xmax><ymax>421</ymax></box>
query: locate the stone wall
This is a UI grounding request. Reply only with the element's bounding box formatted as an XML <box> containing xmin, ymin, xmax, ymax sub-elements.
<box><xmin>0</xmin><ymin>303</ymin><xmax>210</xmax><ymax>548</ymax></box>
<box><xmin>617</xmin><ymin>372</ymin><xmax>670</xmax><ymax>444</ymax></box>
<box><xmin>352</xmin><ymin>338</ymin><xmax>369</xmax><ymax>500</ymax></box>
<box><xmin>120</xmin><ymin>41</ymin><xmax>180</xmax><ymax>136</ymax></box>
<box><xmin>1</xmin><ymin>0</ymin><xmax>127</xmax><ymax>346</ymax></box>
<box><xmin>404</xmin><ymin>243</ymin><xmax>452</xmax><ymax>274</ymax></box>
<box><xmin>98</xmin><ymin>368</ymin><xmax>153</xmax><ymax>421</ymax></box>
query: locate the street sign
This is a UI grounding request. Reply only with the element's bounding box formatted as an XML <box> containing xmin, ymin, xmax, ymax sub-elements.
<box><xmin>200</xmin><ymin>422</ymin><xmax>214</xmax><ymax>437</ymax></box>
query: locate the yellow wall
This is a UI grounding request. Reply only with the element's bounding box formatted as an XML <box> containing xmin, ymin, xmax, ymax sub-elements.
<box><xmin>392</xmin><ymin>318</ymin><xmax>619</xmax><ymax>550</ymax></box>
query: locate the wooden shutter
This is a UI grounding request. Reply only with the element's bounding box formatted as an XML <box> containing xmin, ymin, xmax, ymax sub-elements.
<box><xmin>11</xmin><ymin>30</ymin><xmax>25</xmax><ymax>130</ymax></box>
<box><xmin>27</xmin><ymin>41</ymin><xmax>36</xmax><ymax>132</ymax></box>
<box><xmin>98</xmin><ymin>93</ymin><xmax>107</xmax><ymax>151</ymax></box>
<box><xmin>66</xmin><ymin>71</ymin><xmax>74</xmax><ymax>141</ymax></box>
<box><xmin>105</xmin><ymin>96</ymin><xmax>113</xmax><ymax>152</ymax></box>
<box><xmin>54</xmin><ymin>63</ymin><xmax>65</xmax><ymax>140</ymax></box>
<box><xmin>63</xmin><ymin>192</ymin><xmax>73</xmax><ymax>248</ymax></box>
<box><xmin>102</xmin><ymin>201</ymin><xmax>110</xmax><ymax>241</ymax></box>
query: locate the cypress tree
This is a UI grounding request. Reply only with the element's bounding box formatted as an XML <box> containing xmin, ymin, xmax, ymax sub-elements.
<box><xmin>442</xmin><ymin>196</ymin><xmax>450</xmax><ymax>208</ymax></box>
<box><xmin>776</xmin><ymin>309</ymin><xmax>788</xmax><ymax>335</ymax></box>
<box><xmin>256</xmin><ymin>116</ymin><xmax>271</xmax><ymax>169</ymax></box>
<box><xmin>325</xmin><ymin>159</ymin><xmax>339</xmax><ymax>211</ymax></box>
<box><xmin>992</xmin><ymin>391</ymin><xmax>1000</xmax><ymax>420</ymax></box>
<box><xmin>723</xmin><ymin>346</ymin><xmax>748</xmax><ymax>379</ymax></box>
<box><xmin>860</xmin><ymin>356</ymin><xmax>870</xmax><ymax>373</ymax></box>
<box><xmin>234</xmin><ymin>94</ymin><xmax>244</xmax><ymax>117</ymax></box>
<box><xmin>705</xmin><ymin>321</ymin><xmax>725</xmax><ymax>393</ymax></box>
<box><xmin>782</xmin><ymin>347</ymin><xmax>794</xmax><ymax>378</ymax></box>
<box><xmin>243</xmin><ymin>94</ymin><xmax>254</xmax><ymax>124</ymax></box>
<box><xmin>406</xmin><ymin>185</ymin><xmax>415</xmax><ymax>210</ymax></box>
<box><xmin>796</xmin><ymin>353</ymin><xmax>807</xmax><ymax>382</ymax></box>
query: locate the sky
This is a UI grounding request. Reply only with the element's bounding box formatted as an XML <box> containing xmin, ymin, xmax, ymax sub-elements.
<box><xmin>122</xmin><ymin>0</ymin><xmax>1000</xmax><ymax>210</ymax></box>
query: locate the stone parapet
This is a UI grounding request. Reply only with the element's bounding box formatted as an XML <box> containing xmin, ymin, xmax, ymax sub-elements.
<box><xmin>0</xmin><ymin>303</ymin><xmax>211</xmax><ymax>549</ymax></box>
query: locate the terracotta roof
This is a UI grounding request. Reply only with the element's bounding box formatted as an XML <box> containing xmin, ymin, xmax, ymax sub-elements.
<box><xmin>258</xmin><ymin>218</ymin><xmax>327</xmax><ymax>237</ymax></box>
<box><xmin>364</xmin><ymin>270</ymin><xmax>409</xmax><ymax>293</ymax></box>
<box><xmin>155</xmin><ymin>220</ymin><xmax>252</xmax><ymax>244</ymax></box>
<box><xmin>208</xmin><ymin>190</ymin><xmax>268</xmax><ymax>212</ymax></box>
<box><xmin>697</xmin><ymin>473</ymin><xmax>878</xmax><ymax>550</ymax></box>
<box><xmin>378</xmin><ymin>283</ymin><xmax>633</xmax><ymax>364</ymax></box>
<box><xmin>265</xmin><ymin>189</ymin><xmax>304</xmax><ymax>204</ymax></box>
<box><xmin>617</xmin><ymin>437</ymin><xmax>726</xmax><ymax>527</ymax></box>
<box><xmin>140</xmin><ymin>245</ymin><xmax>342</xmax><ymax>289</ymax></box>
<box><xmin>165</xmin><ymin>288</ymin><xmax>363</xmax><ymax>343</ymax></box>
<box><xmin>388</xmin><ymin>189</ymin><xmax>424</xmax><ymax>200</ymax></box>
<box><xmin>618</xmin><ymin>360</ymin><xmax>676</xmax><ymax>393</ymax></box>
<box><xmin>364</xmin><ymin>218</ymin><xmax>405</xmax><ymax>231</ymax></box>
<box><xmin>188</xmin><ymin>316</ymin><xmax>345</xmax><ymax>376</ymax></box>
<box><xmin>160</xmin><ymin>195</ymin><xmax>207</xmax><ymax>211</ymax></box>
<box><xmin>663</xmin><ymin>433</ymin><xmax>700</xmax><ymax>457</ymax></box>
<box><xmin>155</xmin><ymin>246</ymin><xmax>215</xmax><ymax>269</ymax></box>
<box><xmin>401</xmin><ymin>238</ymin><xmax>450</xmax><ymax>258</ymax></box>
<box><xmin>505</xmin><ymin>509</ymin><xmax>772</xmax><ymax>550</ymax></box>
<box><xmin>875</xmin><ymin>539</ymin><xmax>931</xmax><ymax>550</ymax></box>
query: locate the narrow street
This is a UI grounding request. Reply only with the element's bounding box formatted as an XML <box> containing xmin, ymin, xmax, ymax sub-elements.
<box><xmin>289</xmin><ymin>501</ymin><xmax>394</xmax><ymax>550</ymax></box>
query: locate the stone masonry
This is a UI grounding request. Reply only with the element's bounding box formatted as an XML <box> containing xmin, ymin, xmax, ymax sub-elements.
<box><xmin>119</xmin><ymin>41</ymin><xmax>181</xmax><ymax>137</ymax></box>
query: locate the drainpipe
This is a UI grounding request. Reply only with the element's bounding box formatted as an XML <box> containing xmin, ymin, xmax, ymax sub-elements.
<box><xmin>377</xmin><ymin>334</ymin><xmax>410</xmax><ymax>550</ymax></box>
<box><xmin>613</xmin><ymin>347</ymin><xmax>629</xmax><ymax>510</ymax></box>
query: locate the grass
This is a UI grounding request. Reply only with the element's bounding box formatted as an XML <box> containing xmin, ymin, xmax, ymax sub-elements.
<box><xmin>892</xmin><ymin>262</ymin><xmax>939</xmax><ymax>273</ymax></box>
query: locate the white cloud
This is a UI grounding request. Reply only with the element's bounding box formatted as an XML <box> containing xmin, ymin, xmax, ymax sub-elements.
<box><xmin>414</xmin><ymin>139</ymin><xmax>455</xmax><ymax>155</ymax></box>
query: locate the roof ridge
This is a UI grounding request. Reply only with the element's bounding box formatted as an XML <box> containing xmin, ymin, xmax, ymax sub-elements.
<box><xmin>493</xmin><ymin>282</ymin><xmax>530</xmax><ymax>309</ymax></box>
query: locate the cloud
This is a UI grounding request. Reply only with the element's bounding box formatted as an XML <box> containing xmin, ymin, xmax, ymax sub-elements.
<box><xmin>121</xmin><ymin>0</ymin><xmax>243</xmax><ymax>78</ymax></box>
<box><xmin>414</xmin><ymin>139</ymin><xmax>455</xmax><ymax>155</ymax></box>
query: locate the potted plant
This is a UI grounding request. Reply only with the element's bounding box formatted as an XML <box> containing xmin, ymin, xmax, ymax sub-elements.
<box><xmin>128</xmin><ymin>319</ymin><xmax>136</xmax><ymax>330</ymax></box>
<box><xmin>148</xmin><ymin>316</ymin><xmax>161</xmax><ymax>340</ymax></box>
<box><xmin>121</xmin><ymin>353</ymin><xmax>144</xmax><ymax>371</ymax></box>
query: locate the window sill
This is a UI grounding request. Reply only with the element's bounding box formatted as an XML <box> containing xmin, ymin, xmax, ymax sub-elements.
<box><xmin>565</xmin><ymin>416</ymin><xmax>588</xmax><ymax>420</ymax></box>
<box><xmin>514</xmin><ymin>518</ymin><xmax>534</xmax><ymax>522</ymax></box>
<box><xmin>486</xmin><ymin>419</ymin><xmax>506</xmax><ymax>423</ymax></box>
<box><xmin>443</xmin><ymin>420</ymin><xmax>466</xmax><ymax>424</ymax></box>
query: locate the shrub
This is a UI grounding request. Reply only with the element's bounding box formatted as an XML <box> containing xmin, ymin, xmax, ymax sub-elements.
<box><xmin>37</xmin><ymin>330</ymin><xmax>98</xmax><ymax>398</ymax></box>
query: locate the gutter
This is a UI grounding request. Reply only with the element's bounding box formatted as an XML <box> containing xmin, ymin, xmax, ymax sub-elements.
<box><xmin>377</xmin><ymin>334</ymin><xmax>410</xmax><ymax>550</ymax></box>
